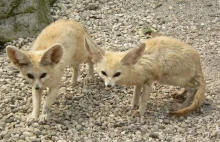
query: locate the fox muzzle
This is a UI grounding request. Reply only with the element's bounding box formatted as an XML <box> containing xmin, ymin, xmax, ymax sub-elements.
<box><xmin>105</xmin><ymin>81</ymin><xmax>115</xmax><ymax>88</ymax></box>
<box><xmin>34</xmin><ymin>80</ymin><xmax>42</xmax><ymax>90</ymax></box>
<box><xmin>34</xmin><ymin>84</ymin><xmax>41</xmax><ymax>90</ymax></box>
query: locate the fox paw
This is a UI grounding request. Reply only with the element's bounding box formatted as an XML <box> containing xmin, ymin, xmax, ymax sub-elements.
<box><xmin>124</xmin><ymin>104</ymin><xmax>139</xmax><ymax>116</ymax></box>
<box><xmin>132</xmin><ymin>110</ymin><xmax>141</xmax><ymax>117</ymax></box>
<box><xmin>27</xmin><ymin>114</ymin><xmax>38</xmax><ymax>123</ymax></box>
<box><xmin>126</xmin><ymin>104</ymin><xmax>139</xmax><ymax>111</ymax></box>
<box><xmin>132</xmin><ymin>108</ymin><xmax>146</xmax><ymax>117</ymax></box>
<box><xmin>125</xmin><ymin>104</ymin><xmax>139</xmax><ymax>112</ymax></box>
<box><xmin>171</xmin><ymin>89</ymin><xmax>187</xmax><ymax>100</ymax></box>
<box><xmin>39</xmin><ymin>114</ymin><xmax>49</xmax><ymax>123</ymax></box>
<box><xmin>171</xmin><ymin>93</ymin><xmax>185</xmax><ymax>100</ymax></box>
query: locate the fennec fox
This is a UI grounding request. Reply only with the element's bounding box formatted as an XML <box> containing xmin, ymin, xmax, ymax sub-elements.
<box><xmin>85</xmin><ymin>36</ymin><xmax>205</xmax><ymax>116</ymax></box>
<box><xmin>6</xmin><ymin>19</ymin><xmax>100</xmax><ymax>122</ymax></box>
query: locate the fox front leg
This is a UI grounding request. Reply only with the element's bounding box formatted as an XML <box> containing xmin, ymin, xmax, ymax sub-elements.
<box><xmin>133</xmin><ymin>82</ymin><xmax>151</xmax><ymax>117</ymax></box>
<box><xmin>39</xmin><ymin>87</ymin><xmax>59</xmax><ymax>122</ymax></box>
<box><xmin>87</xmin><ymin>59</ymin><xmax>94</xmax><ymax>79</ymax></box>
<box><xmin>71</xmin><ymin>65</ymin><xmax>79</xmax><ymax>87</ymax></box>
<box><xmin>131</xmin><ymin>85</ymin><xmax>142</xmax><ymax>109</ymax></box>
<box><xmin>27</xmin><ymin>88</ymin><xmax>42</xmax><ymax>122</ymax></box>
<box><xmin>84</xmin><ymin>59</ymin><xmax>95</xmax><ymax>85</ymax></box>
<box><xmin>126</xmin><ymin>85</ymin><xmax>142</xmax><ymax>115</ymax></box>
<box><xmin>139</xmin><ymin>83</ymin><xmax>151</xmax><ymax>116</ymax></box>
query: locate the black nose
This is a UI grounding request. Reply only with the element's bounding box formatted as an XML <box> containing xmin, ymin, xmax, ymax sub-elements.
<box><xmin>35</xmin><ymin>86</ymin><xmax>40</xmax><ymax>90</ymax></box>
<box><xmin>107</xmin><ymin>84</ymin><xmax>112</xmax><ymax>88</ymax></box>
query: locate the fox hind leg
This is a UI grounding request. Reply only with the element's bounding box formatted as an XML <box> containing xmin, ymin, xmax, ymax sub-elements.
<box><xmin>171</xmin><ymin>88</ymin><xmax>187</xmax><ymax>100</ymax></box>
<box><xmin>169</xmin><ymin>76</ymin><xmax>205</xmax><ymax>116</ymax></box>
<box><xmin>173</xmin><ymin>88</ymin><xmax>196</xmax><ymax>111</ymax></box>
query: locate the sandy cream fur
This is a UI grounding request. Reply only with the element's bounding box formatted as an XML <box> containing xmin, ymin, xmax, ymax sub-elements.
<box><xmin>85</xmin><ymin>36</ymin><xmax>205</xmax><ymax>116</ymax></box>
<box><xmin>6</xmin><ymin>19</ymin><xmax>99</xmax><ymax>122</ymax></box>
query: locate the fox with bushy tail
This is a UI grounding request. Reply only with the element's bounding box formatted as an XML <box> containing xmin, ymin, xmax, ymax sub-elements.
<box><xmin>6</xmin><ymin>19</ymin><xmax>102</xmax><ymax>122</ymax></box>
<box><xmin>85</xmin><ymin>36</ymin><xmax>205</xmax><ymax>116</ymax></box>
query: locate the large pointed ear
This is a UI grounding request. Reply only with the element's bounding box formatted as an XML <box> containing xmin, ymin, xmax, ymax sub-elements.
<box><xmin>40</xmin><ymin>44</ymin><xmax>63</xmax><ymax>66</ymax></box>
<box><xmin>84</xmin><ymin>36</ymin><xmax>104</xmax><ymax>63</ymax></box>
<box><xmin>6</xmin><ymin>46</ymin><xmax>32</xmax><ymax>67</ymax></box>
<box><xmin>120</xmin><ymin>43</ymin><xmax>146</xmax><ymax>66</ymax></box>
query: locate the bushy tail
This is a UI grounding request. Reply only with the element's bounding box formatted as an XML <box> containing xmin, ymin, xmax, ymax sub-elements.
<box><xmin>169</xmin><ymin>79</ymin><xmax>205</xmax><ymax>116</ymax></box>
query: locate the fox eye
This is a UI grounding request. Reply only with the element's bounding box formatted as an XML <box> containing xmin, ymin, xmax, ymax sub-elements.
<box><xmin>40</xmin><ymin>73</ymin><xmax>47</xmax><ymax>78</ymax></box>
<box><xmin>101</xmin><ymin>71</ymin><xmax>107</xmax><ymax>76</ymax></box>
<box><xmin>113</xmin><ymin>72</ymin><xmax>121</xmax><ymax>77</ymax></box>
<box><xmin>27</xmin><ymin>73</ymin><xmax>34</xmax><ymax>79</ymax></box>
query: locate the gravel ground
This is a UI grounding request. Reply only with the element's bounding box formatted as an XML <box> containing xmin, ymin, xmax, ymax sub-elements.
<box><xmin>0</xmin><ymin>0</ymin><xmax>220</xmax><ymax>141</ymax></box>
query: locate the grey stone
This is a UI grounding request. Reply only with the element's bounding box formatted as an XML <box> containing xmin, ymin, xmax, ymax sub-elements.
<box><xmin>163</xmin><ymin>119</ymin><xmax>170</xmax><ymax>124</ymax></box>
<box><xmin>23</xmin><ymin>132</ymin><xmax>33</xmax><ymax>137</ymax></box>
<box><xmin>0</xmin><ymin>0</ymin><xmax>53</xmax><ymax>45</ymax></box>
<box><xmin>149</xmin><ymin>132</ymin><xmax>159</xmax><ymax>139</ymax></box>
<box><xmin>85</xmin><ymin>4</ymin><xmax>99</xmax><ymax>10</ymax></box>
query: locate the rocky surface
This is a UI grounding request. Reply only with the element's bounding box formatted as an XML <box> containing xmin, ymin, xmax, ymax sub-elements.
<box><xmin>0</xmin><ymin>0</ymin><xmax>54</xmax><ymax>45</ymax></box>
<box><xmin>0</xmin><ymin>0</ymin><xmax>220</xmax><ymax>141</ymax></box>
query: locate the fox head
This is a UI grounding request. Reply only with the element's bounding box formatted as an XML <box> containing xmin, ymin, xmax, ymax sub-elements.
<box><xmin>84</xmin><ymin>36</ymin><xmax>145</xmax><ymax>87</ymax></box>
<box><xmin>6</xmin><ymin>44</ymin><xmax>63</xmax><ymax>90</ymax></box>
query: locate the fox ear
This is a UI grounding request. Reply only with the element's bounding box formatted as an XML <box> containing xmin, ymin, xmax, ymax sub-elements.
<box><xmin>40</xmin><ymin>44</ymin><xmax>63</xmax><ymax>65</ymax></box>
<box><xmin>6</xmin><ymin>46</ymin><xmax>32</xmax><ymax>68</ymax></box>
<box><xmin>120</xmin><ymin>43</ymin><xmax>145</xmax><ymax>66</ymax></box>
<box><xmin>84</xmin><ymin>36</ymin><xmax>104</xmax><ymax>63</ymax></box>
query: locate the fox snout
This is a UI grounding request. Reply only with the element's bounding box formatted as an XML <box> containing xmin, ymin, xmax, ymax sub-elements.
<box><xmin>33</xmin><ymin>80</ymin><xmax>43</xmax><ymax>90</ymax></box>
<box><xmin>106</xmin><ymin>83</ymin><xmax>112</xmax><ymax>88</ymax></box>
<box><xmin>104</xmin><ymin>80</ymin><xmax>115</xmax><ymax>88</ymax></box>
<box><xmin>35</xmin><ymin>85</ymin><xmax>41</xmax><ymax>90</ymax></box>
